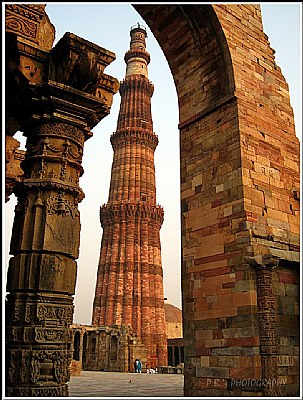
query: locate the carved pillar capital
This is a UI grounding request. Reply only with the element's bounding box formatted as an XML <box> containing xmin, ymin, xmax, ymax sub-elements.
<box><xmin>48</xmin><ymin>32</ymin><xmax>119</xmax><ymax>96</ymax></box>
<box><xmin>25</xmin><ymin>79</ymin><xmax>115</xmax><ymax>135</ymax></box>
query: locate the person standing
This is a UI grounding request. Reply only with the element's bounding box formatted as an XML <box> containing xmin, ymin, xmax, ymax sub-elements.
<box><xmin>134</xmin><ymin>359</ymin><xmax>139</xmax><ymax>373</ymax></box>
<box><xmin>138</xmin><ymin>359</ymin><xmax>142</xmax><ymax>373</ymax></box>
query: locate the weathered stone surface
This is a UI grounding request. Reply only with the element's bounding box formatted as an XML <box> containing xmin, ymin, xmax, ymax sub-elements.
<box><xmin>92</xmin><ymin>25</ymin><xmax>167</xmax><ymax>369</ymax></box>
<box><xmin>5</xmin><ymin>135</ymin><xmax>25</xmax><ymax>202</ymax></box>
<box><xmin>70</xmin><ymin>324</ymin><xmax>147</xmax><ymax>374</ymax></box>
<box><xmin>164</xmin><ymin>301</ymin><xmax>183</xmax><ymax>339</ymax></box>
<box><xmin>5</xmin><ymin>4</ymin><xmax>119</xmax><ymax>397</ymax></box>
<box><xmin>135</xmin><ymin>4</ymin><xmax>299</xmax><ymax>397</ymax></box>
<box><xmin>5</xmin><ymin>4</ymin><xmax>55</xmax><ymax>50</ymax></box>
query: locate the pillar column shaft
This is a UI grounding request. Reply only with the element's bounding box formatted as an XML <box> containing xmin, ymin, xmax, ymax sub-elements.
<box><xmin>249</xmin><ymin>255</ymin><xmax>281</xmax><ymax>396</ymax></box>
<box><xmin>5</xmin><ymin>29</ymin><xmax>119</xmax><ymax>395</ymax></box>
<box><xmin>6</xmin><ymin>121</ymin><xmax>86</xmax><ymax>396</ymax></box>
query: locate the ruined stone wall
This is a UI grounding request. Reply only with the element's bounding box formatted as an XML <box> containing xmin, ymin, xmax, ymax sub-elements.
<box><xmin>71</xmin><ymin>324</ymin><xmax>147</xmax><ymax>373</ymax></box>
<box><xmin>83</xmin><ymin>330</ymin><xmax>110</xmax><ymax>371</ymax></box>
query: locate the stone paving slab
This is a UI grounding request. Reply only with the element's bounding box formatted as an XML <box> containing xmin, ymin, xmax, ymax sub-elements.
<box><xmin>68</xmin><ymin>371</ymin><xmax>184</xmax><ymax>398</ymax></box>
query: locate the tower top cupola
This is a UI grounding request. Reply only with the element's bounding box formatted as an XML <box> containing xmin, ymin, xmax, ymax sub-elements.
<box><xmin>124</xmin><ymin>22</ymin><xmax>150</xmax><ymax>78</ymax></box>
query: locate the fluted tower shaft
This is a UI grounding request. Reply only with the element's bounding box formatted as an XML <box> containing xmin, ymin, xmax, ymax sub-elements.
<box><xmin>92</xmin><ymin>25</ymin><xmax>167</xmax><ymax>368</ymax></box>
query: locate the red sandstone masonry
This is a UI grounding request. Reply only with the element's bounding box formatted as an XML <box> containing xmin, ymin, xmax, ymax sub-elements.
<box><xmin>92</xmin><ymin>25</ymin><xmax>167</xmax><ymax>368</ymax></box>
<box><xmin>135</xmin><ymin>3</ymin><xmax>299</xmax><ymax>396</ymax></box>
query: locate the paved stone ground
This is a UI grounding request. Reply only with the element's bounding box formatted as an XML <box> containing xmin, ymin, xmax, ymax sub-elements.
<box><xmin>68</xmin><ymin>371</ymin><xmax>184</xmax><ymax>397</ymax></box>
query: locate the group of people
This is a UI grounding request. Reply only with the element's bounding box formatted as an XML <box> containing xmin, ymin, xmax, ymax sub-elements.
<box><xmin>134</xmin><ymin>359</ymin><xmax>158</xmax><ymax>374</ymax></box>
<box><xmin>146</xmin><ymin>367</ymin><xmax>158</xmax><ymax>374</ymax></box>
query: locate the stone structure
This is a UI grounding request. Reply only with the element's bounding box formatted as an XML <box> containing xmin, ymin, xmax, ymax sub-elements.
<box><xmin>5</xmin><ymin>4</ymin><xmax>300</xmax><ymax>398</ymax></box>
<box><xmin>5</xmin><ymin>3</ymin><xmax>55</xmax><ymax>202</ymax></box>
<box><xmin>5</xmin><ymin>4</ymin><xmax>119</xmax><ymax>396</ymax></box>
<box><xmin>166</xmin><ymin>338</ymin><xmax>185</xmax><ymax>370</ymax></box>
<box><xmin>164</xmin><ymin>301</ymin><xmax>183</xmax><ymax>339</ymax></box>
<box><xmin>92</xmin><ymin>24</ymin><xmax>167</xmax><ymax>369</ymax></box>
<box><xmin>5</xmin><ymin>135</ymin><xmax>25</xmax><ymax>202</ymax></box>
<box><xmin>68</xmin><ymin>302</ymin><xmax>183</xmax><ymax>375</ymax></box>
<box><xmin>69</xmin><ymin>324</ymin><xmax>147</xmax><ymax>374</ymax></box>
<box><xmin>164</xmin><ymin>302</ymin><xmax>184</xmax><ymax>370</ymax></box>
<box><xmin>134</xmin><ymin>4</ymin><xmax>300</xmax><ymax>397</ymax></box>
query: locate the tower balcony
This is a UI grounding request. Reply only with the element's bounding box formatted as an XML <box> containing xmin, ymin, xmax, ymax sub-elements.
<box><xmin>124</xmin><ymin>49</ymin><xmax>150</xmax><ymax>65</ymax></box>
<box><xmin>110</xmin><ymin>128</ymin><xmax>158</xmax><ymax>150</ymax></box>
<box><xmin>100</xmin><ymin>202</ymin><xmax>164</xmax><ymax>226</ymax></box>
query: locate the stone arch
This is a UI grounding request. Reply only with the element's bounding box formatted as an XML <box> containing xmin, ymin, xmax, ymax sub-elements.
<box><xmin>134</xmin><ymin>4</ymin><xmax>300</xmax><ymax>397</ymax></box>
<box><xmin>135</xmin><ymin>5</ymin><xmax>235</xmax><ymax>122</ymax></box>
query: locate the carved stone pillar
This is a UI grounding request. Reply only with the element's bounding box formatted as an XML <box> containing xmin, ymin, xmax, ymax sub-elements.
<box><xmin>248</xmin><ymin>255</ymin><xmax>281</xmax><ymax>396</ymax></box>
<box><xmin>79</xmin><ymin>330</ymin><xmax>85</xmax><ymax>366</ymax></box>
<box><xmin>5</xmin><ymin>33</ymin><xmax>119</xmax><ymax>397</ymax></box>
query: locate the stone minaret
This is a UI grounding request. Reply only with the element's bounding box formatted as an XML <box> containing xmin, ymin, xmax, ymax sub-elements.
<box><xmin>92</xmin><ymin>24</ymin><xmax>167</xmax><ymax>368</ymax></box>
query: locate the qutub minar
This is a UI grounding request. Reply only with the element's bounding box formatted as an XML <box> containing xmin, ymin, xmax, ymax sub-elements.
<box><xmin>92</xmin><ymin>24</ymin><xmax>168</xmax><ymax>368</ymax></box>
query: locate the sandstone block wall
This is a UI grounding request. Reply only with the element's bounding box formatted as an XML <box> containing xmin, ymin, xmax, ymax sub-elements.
<box><xmin>135</xmin><ymin>4</ymin><xmax>299</xmax><ymax>396</ymax></box>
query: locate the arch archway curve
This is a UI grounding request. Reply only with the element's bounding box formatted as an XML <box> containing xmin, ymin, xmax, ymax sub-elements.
<box><xmin>133</xmin><ymin>4</ymin><xmax>236</xmax><ymax>128</ymax></box>
<box><xmin>133</xmin><ymin>4</ymin><xmax>300</xmax><ymax>397</ymax></box>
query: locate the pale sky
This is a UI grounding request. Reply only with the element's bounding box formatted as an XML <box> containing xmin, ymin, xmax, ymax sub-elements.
<box><xmin>3</xmin><ymin>3</ymin><xmax>302</xmax><ymax>325</ymax></box>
